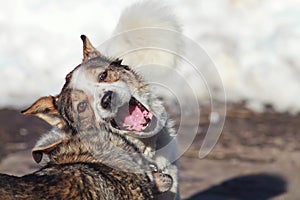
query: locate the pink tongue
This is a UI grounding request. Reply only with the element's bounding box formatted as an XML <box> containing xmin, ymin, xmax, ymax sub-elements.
<box><xmin>123</xmin><ymin>106</ymin><xmax>153</xmax><ymax>131</ymax></box>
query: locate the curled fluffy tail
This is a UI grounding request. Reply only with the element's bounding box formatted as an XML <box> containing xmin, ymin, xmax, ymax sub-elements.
<box><xmin>103</xmin><ymin>1</ymin><xmax>182</xmax><ymax>70</ymax></box>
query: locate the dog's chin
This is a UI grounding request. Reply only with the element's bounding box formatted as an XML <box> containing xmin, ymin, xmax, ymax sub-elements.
<box><xmin>109</xmin><ymin>97</ymin><xmax>160</xmax><ymax>138</ymax></box>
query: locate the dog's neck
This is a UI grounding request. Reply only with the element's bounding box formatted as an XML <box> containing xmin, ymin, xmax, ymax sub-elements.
<box><xmin>46</xmin><ymin>135</ymin><xmax>96</xmax><ymax>165</ymax></box>
<box><xmin>44</xmin><ymin>127</ymin><xmax>151</xmax><ymax>173</ymax></box>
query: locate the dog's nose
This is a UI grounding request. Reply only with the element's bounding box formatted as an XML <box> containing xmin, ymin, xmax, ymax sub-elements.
<box><xmin>101</xmin><ymin>91</ymin><xmax>113</xmax><ymax>109</ymax></box>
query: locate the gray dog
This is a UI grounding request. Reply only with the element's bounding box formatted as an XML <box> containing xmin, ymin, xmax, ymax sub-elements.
<box><xmin>1</xmin><ymin>84</ymin><xmax>173</xmax><ymax>199</ymax></box>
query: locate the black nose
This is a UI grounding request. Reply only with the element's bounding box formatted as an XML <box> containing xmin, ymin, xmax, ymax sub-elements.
<box><xmin>101</xmin><ymin>91</ymin><xmax>113</xmax><ymax>109</ymax></box>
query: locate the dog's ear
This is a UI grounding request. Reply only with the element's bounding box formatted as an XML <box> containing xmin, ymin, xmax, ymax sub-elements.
<box><xmin>21</xmin><ymin>96</ymin><xmax>66</xmax><ymax>130</ymax></box>
<box><xmin>32</xmin><ymin>135</ymin><xmax>65</xmax><ymax>163</ymax></box>
<box><xmin>81</xmin><ymin>34</ymin><xmax>102</xmax><ymax>61</ymax></box>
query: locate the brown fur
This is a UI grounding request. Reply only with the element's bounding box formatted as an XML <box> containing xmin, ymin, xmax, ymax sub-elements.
<box><xmin>1</xmin><ymin>68</ymin><xmax>173</xmax><ymax>199</ymax></box>
<box><xmin>17</xmin><ymin>35</ymin><xmax>175</xmax><ymax>199</ymax></box>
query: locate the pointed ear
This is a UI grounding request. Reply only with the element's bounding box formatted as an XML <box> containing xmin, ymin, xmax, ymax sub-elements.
<box><xmin>21</xmin><ymin>96</ymin><xmax>66</xmax><ymax>130</ymax></box>
<box><xmin>80</xmin><ymin>34</ymin><xmax>102</xmax><ymax>61</ymax></box>
<box><xmin>32</xmin><ymin>138</ymin><xmax>64</xmax><ymax>163</ymax></box>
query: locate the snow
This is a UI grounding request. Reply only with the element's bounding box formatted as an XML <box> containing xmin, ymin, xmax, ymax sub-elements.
<box><xmin>0</xmin><ymin>0</ymin><xmax>299</xmax><ymax>113</ymax></box>
<box><xmin>175</xmin><ymin>0</ymin><xmax>300</xmax><ymax>113</ymax></box>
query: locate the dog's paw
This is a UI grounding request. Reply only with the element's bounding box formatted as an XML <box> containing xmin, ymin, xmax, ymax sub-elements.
<box><xmin>152</xmin><ymin>171</ymin><xmax>173</xmax><ymax>193</ymax></box>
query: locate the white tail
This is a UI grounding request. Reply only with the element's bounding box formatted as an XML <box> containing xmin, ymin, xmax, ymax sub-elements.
<box><xmin>103</xmin><ymin>1</ymin><xmax>182</xmax><ymax>71</ymax></box>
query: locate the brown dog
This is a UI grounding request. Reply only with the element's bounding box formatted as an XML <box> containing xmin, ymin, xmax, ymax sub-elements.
<box><xmin>1</xmin><ymin>62</ymin><xmax>173</xmax><ymax>199</ymax></box>
<box><xmin>22</xmin><ymin>35</ymin><xmax>178</xmax><ymax>199</ymax></box>
<box><xmin>0</xmin><ymin>86</ymin><xmax>173</xmax><ymax>199</ymax></box>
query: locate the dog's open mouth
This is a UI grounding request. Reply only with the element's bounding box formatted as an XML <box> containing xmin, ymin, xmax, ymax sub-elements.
<box><xmin>111</xmin><ymin>97</ymin><xmax>156</xmax><ymax>132</ymax></box>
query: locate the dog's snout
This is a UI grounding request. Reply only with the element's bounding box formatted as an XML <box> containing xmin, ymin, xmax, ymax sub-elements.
<box><xmin>101</xmin><ymin>91</ymin><xmax>113</xmax><ymax>109</ymax></box>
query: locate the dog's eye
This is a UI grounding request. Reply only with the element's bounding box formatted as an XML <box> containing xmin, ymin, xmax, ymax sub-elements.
<box><xmin>77</xmin><ymin>101</ymin><xmax>87</xmax><ymax>113</ymax></box>
<box><xmin>98</xmin><ymin>71</ymin><xmax>108</xmax><ymax>82</ymax></box>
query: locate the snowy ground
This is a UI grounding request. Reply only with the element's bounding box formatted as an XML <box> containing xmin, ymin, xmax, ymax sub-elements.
<box><xmin>0</xmin><ymin>0</ymin><xmax>299</xmax><ymax>113</ymax></box>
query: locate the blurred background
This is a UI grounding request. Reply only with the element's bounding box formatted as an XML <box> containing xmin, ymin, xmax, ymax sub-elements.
<box><xmin>0</xmin><ymin>0</ymin><xmax>299</xmax><ymax>199</ymax></box>
<box><xmin>0</xmin><ymin>0</ymin><xmax>299</xmax><ymax>113</ymax></box>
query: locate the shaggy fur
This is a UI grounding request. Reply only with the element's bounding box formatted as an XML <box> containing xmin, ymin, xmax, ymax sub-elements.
<box><xmin>21</xmin><ymin>1</ymin><xmax>182</xmax><ymax>199</ymax></box>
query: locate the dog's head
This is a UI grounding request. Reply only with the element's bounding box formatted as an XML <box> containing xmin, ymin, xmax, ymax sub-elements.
<box><xmin>22</xmin><ymin>35</ymin><xmax>167</xmax><ymax>138</ymax></box>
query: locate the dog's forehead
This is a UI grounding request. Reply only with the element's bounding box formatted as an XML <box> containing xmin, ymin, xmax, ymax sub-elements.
<box><xmin>69</xmin><ymin>57</ymin><xmax>111</xmax><ymax>91</ymax></box>
<box><xmin>82</xmin><ymin>56</ymin><xmax>111</xmax><ymax>70</ymax></box>
<box><xmin>79</xmin><ymin>57</ymin><xmax>112</xmax><ymax>78</ymax></box>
